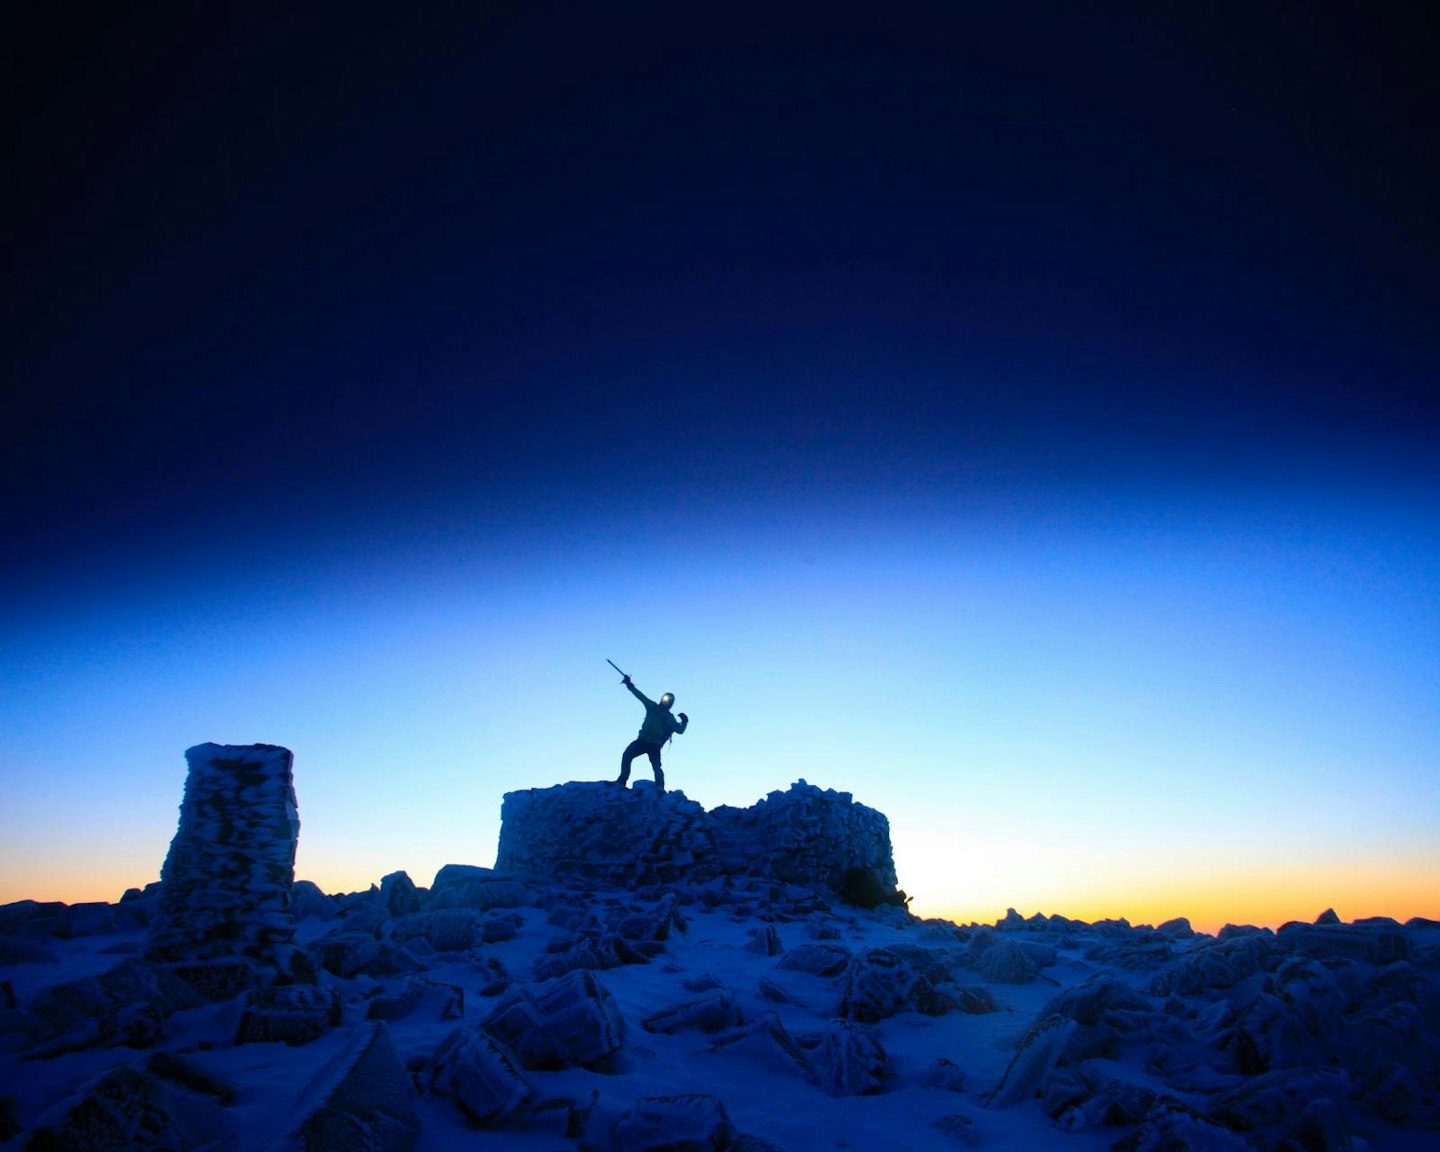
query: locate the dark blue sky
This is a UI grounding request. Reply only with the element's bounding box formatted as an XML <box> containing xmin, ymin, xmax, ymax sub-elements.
<box><xmin>6</xmin><ymin>2</ymin><xmax>1436</xmax><ymax>605</ymax></box>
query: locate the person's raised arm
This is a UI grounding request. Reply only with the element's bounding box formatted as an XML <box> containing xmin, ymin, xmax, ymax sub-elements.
<box><xmin>624</xmin><ymin>678</ymin><xmax>655</xmax><ymax>707</ymax></box>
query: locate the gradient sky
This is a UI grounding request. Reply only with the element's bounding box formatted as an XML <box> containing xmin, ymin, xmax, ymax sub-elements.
<box><xmin>4</xmin><ymin>4</ymin><xmax>1437</xmax><ymax>934</ymax></box>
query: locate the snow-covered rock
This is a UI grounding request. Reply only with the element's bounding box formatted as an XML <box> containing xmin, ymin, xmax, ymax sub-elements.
<box><xmin>270</xmin><ymin>1020</ymin><xmax>418</xmax><ymax>1151</ymax></box>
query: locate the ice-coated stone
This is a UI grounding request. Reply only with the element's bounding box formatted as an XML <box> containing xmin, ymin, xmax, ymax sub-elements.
<box><xmin>379</xmin><ymin>871</ymin><xmax>422</xmax><ymax>918</ymax></box>
<box><xmin>147</xmin><ymin>744</ymin><xmax>300</xmax><ymax>983</ymax></box>
<box><xmin>1150</xmin><ymin>932</ymin><xmax>1277</xmax><ymax>997</ymax></box>
<box><xmin>533</xmin><ymin>932</ymin><xmax>650</xmax><ymax>980</ymax></box>
<box><xmin>810</xmin><ymin>1019</ymin><xmax>888</xmax><ymax>1096</ymax></box>
<box><xmin>643</xmin><ymin>991</ymin><xmax>744</xmax><ymax>1034</ymax></box>
<box><xmin>986</xmin><ymin>1015</ymin><xmax>1076</xmax><ymax>1108</ymax></box>
<box><xmin>425</xmin><ymin>1024</ymin><xmax>533</xmax><ymax>1126</ymax></box>
<box><xmin>1276</xmin><ymin>920</ymin><xmax>1414</xmax><ymax>965</ymax></box>
<box><xmin>1053</xmin><ymin>1076</ymin><xmax>1158</xmax><ymax>1131</ymax></box>
<box><xmin>839</xmin><ymin>947</ymin><xmax>943</xmax><ymax>1022</ymax></box>
<box><xmin>613</xmin><ymin>1094</ymin><xmax>737</xmax><ymax>1152</ymax></box>
<box><xmin>391</xmin><ymin>909</ymin><xmax>482</xmax><ymax>953</ymax></box>
<box><xmin>932</xmin><ymin>1112</ymin><xmax>982</xmax><ymax>1147</ymax></box>
<box><xmin>1113</xmin><ymin>1104</ymin><xmax>1253</xmax><ymax>1152</ymax></box>
<box><xmin>1284</xmin><ymin>1097</ymin><xmax>1351</xmax><ymax>1152</ymax></box>
<box><xmin>976</xmin><ymin>939</ymin><xmax>1039</xmax><ymax>984</ymax></box>
<box><xmin>710</xmin><ymin>1012</ymin><xmax>814</xmax><ymax>1084</ymax></box>
<box><xmin>925</xmin><ymin>1057</ymin><xmax>967</xmax><ymax>1093</ymax></box>
<box><xmin>236</xmin><ymin>985</ymin><xmax>341</xmax><ymax>1046</ymax></box>
<box><xmin>1208</xmin><ymin>1067</ymin><xmax>1350</xmax><ymax>1136</ymax></box>
<box><xmin>775</xmin><ymin>942</ymin><xmax>851</xmax><ymax>976</ymax></box>
<box><xmin>290</xmin><ymin>881</ymin><xmax>339</xmax><ymax>921</ymax></box>
<box><xmin>26</xmin><ymin>958</ymin><xmax>204</xmax><ymax>1050</ymax></box>
<box><xmin>744</xmin><ymin>924</ymin><xmax>783</xmax><ymax>956</ymax></box>
<box><xmin>24</xmin><ymin>1062</ymin><xmax>238</xmax><ymax>1151</ymax></box>
<box><xmin>270</xmin><ymin>1021</ymin><xmax>418</xmax><ymax>1152</ymax></box>
<box><xmin>482</xmin><ymin>969</ymin><xmax>624</xmax><ymax>1070</ymax></box>
<box><xmin>427</xmin><ymin>865</ymin><xmax>527</xmax><ymax>911</ymax></box>
<box><xmin>1036</xmin><ymin>975</ymin><xmax>1155</xmax><ymax>1063</ymax></box>
<box><xmin>309</xmin><ymin>931</ymin><xmax>392</xmax><ymax>979</ymax></box>
<box><xmin>1216</xmin><ymin>993</ymin><xmax>1316</xmax><ymax>1074</ymax></box>
<box><xmin>367</xmin><ymin>977</ymin><xmax>464</xmax><ymax>1023</ymax></box>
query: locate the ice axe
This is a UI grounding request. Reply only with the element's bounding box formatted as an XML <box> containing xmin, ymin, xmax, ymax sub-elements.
<box><xmin>606</xmin><ymin>658</ymin><xmax>628</xmax><ymax>681</ymax></box>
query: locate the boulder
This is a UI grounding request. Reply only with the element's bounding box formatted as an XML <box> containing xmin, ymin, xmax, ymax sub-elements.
<box><xmin>236</xmin><ymin>985</ymin><xmax>340</xmax><ymax>1046</ymax></box>
<box><xmin>270</xmin><ymin>1021</ymin><xmax>418</xmax><ymax>1151</ymax></box>
<box><xmin>24</xmin><ymin>1062</ymin><xmax>237</xmax><ymax>1151</ymax></box>
<box><xmin>481</xmin><ymin>969</ymin><xmax>624</xmax><ymax>1070</ymax></box>
<box><xmin>613</xmin><ymin>1095</ymin><xmax>737</xmax><ymax>1152</ymax></box>
<box><xmin>839</xmin><ymin>948</ymin><xmax>943</xmax><ymax>1022</ymax></box>
<box><xmin>643</xmin><ymin>991</ymin><xmax>745</xmax><ymax>1035</ymax></box>
<box><xmin>425</xmin><ymin>1025</ymin><xmax>533</xmax><ymax>1126</ymax></box>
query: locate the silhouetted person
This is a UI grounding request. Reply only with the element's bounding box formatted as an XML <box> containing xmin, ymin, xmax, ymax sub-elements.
<box><xmin>615</xmin><ymin>674</ymin><xmax>688</xmax><ymax>792</ymax></box>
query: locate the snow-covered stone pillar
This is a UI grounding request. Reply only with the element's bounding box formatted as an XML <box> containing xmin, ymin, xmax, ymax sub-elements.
<box><xmin>147</xmin><ymin>744</ymin><xmax>300</xmax><ymax>982</ymax></box>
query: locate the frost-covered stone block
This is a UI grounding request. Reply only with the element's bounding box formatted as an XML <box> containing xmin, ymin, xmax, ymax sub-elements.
<box><xmin>925</xmin><ymin>1057</ymin><xmax>967</xmax><ymax>1093</ymax></box>
<box><xmin>1053</xmin><ymin>1076</ymin><xmax>1158</xmax><ymax>1131</ymax></box>
<box><xmin>309</xmin><ymin>931</ymin><xmax>389</xmax><ymax>978</ymax></box>
<box><xmin>425</xmin><ymin>1024</ymin><xmax>533</xmax><ymax>1126</ymax></box>
<box><xmin>839</xmin><ymin>948</ymin><xmax>942</xmax><ymax>1022</ymax></box>
<box><xmin>271</xmin><ymin>1021</ymin><xmax>418</xmax><ymax>1152</ymax></box>
<box><xmin>237</xmin><ymin>985</ymin><xmax>340</xmax><ymax>1046</ymax></box>
<box><xmin>1209</xmin><ymin>1067</ymin><xmax>1350</xmax><ymax>1136</ymax></box>
<box><xmin>533</xmin><ymin>933</ymin><xmax>649</xmax><ymax>981</ymax></box>
<box><xmin>367</xmin><ymin>977</ymin><xmax>464</xmax><ymax>1023</ymax></box>
<box><xmin>482</xmin><ymin>969</ymin><xmax>624</xmax><ymax>1070</ymax></box>
<box><xmin>27</xmin><ymin>958</ymin><xmax>204</xmax><ymax>1049</ymax></box>
<box><xmin>428</xmin><ymin>865</ymin><xmax>527</xmax><ymax>911</ymax></box>
<box><xmin>811</xmin><ymin>1020</ymin><xmax>887</xmax><ymax>1096</ymax></box>
<box><xmin>613</xmin><ymin>1094</ymin><xmax>737</xmax><ymax>1152</ymax></box>
<box><xmin>26</xmin><ymin>1063</ymin><xmax>238</xmax><ymax>1151</ymax></box>
<box><xmin>391</xmin><ymin>910</ymin><xmax>482</xmax><ymax>953</ymax></box>
<box><xmin>1216</xmin><ymin>993</ymin><xmax>1316</xmax><ymax>1074</ymax></box>
<box><xmin>710</xmin><ymin>1013</ymin><xmax>813</xmax><ymax>1084</ymax></box>
<box><xmin>1113</xmin><ymin>1104</ymin><xmax>1253</xmax><ymax>1151</ymax></box>
<box><xmin>643</xmin><ymin>991</ymin><xmax>744</xmax><ymax>1035</ymax></box>
<box><xmin>743</xmin><ymin>925</ymin><xmax>782</xmax><ymax>956</ymax></box>
<box><xmin>986</xmin><ymin>1015</ymin><xmax>1076</xmax><ymax>1108</ymax></box>
<box><xmin>290</xmin><ymin>881</ymin><xmax>338</xmax><ymax>922</ymax></box>
<box><xmin>379</xmin><ymin>871</ymin><xmax>422</xmax><ymax>918</ymax></box>
<box><xmin>977</xmin><ymin>940</ymin><xmax>1039</xmax><ymax>984</ymax></box>
<box><xmin>775</xmin><ymin>942</ymin><xmax>851</xmax><ymax>976</ymax></box>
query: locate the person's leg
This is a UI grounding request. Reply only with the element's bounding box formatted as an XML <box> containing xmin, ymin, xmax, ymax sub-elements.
<box><xmin>618</xmin><ymin>740</ymin><xmax>644</xmax><ymax>786</ymax></box>
<box><xmin>647</xmin><ymin>746</ymin><xmax>665</xmax><ymax>792</ymax></box>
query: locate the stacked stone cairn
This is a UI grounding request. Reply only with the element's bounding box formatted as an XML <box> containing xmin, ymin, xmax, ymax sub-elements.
<box><xmin>146</xmin><ymin>743</ymin><xmax>306</xmax><ymax>997</ymax></box>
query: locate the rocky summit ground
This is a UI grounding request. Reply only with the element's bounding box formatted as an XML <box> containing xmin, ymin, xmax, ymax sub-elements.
<box><xmin>2</xmin><ymin>868</ymin><xmax>1437</xmax><ymax>1152</ymax></box>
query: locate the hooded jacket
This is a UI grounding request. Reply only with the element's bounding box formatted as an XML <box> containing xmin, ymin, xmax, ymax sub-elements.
<box><xmin>627</xmin><ymin>681</ymin><xmax>689</xmax><ymax>745</ymax></box>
